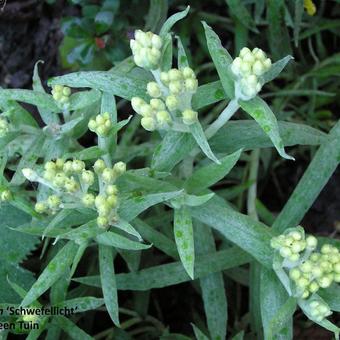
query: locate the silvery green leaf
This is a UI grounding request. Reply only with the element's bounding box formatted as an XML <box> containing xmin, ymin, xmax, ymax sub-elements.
<box><xmin>96</xmin><ymin>231</ymin><xmax>151</xmax><ymax>250</ymax></box>
<box><xmin>68</xmin><ymin>89</ymin><xmax>101</xmax><ymax>111</ymax></box>
<box><xmin>177</xmin><ymin>35</ymin><xmax>189</xmax><ymax>68</ymax></box>
<box><xmin>183</xmin><ymin>193</ymin><xmax>215</xmax><ymax>206</ymax></box>
<box><xmin>174</xmin><ymin>206</ymin><xmax>195</xmax><ymax>279</ymax></box>
<box><xmin>262</xmin><ymin>56</ymin><xmax>294</xmax><ymax>84</ymax></box>
<box><xmin>189</xmin><ymin>122</ymin><xmax>220</xmax><ymax>164</ymax></box>
<box><xmin>239</xmin><ymin>97</ymin><xmax>294</xmax><ymax>160</ymax></box>
<box><xmin>159</xmin><ymin>6</ymin><xmax>190</xmax><ymax>38</ymax></box>
<box><xmin>99</xmin><ymin>244</ymin><xmax>119</xmax><ymax>326</ymax></box>
<box><xmin>112</xmin><ymin>219</ymin><xmax>143</xmax><ymax>241</ymax></box>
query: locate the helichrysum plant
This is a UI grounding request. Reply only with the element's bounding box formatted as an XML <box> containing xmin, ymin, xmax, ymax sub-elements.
<box><xmin>0</xmin><ymin>5</ymin><xmax>339</xmax><ymax>340</ymax></box>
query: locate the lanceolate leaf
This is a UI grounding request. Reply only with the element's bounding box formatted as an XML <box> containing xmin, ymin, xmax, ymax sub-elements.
<box><xmin>262</xmin><ymin>55</ymin><xmax>294</xmax><ymax>84</ymax></box>
<box><xmin>21</xmin><ymin>241</ymin><xmax>78</xmax><ymax>307</ymax></box>
<box><xmin>239</xmin><ymin>97</ymin><xmax>294</xmax><ymax>160</ymax></box>
<box><xmin>202</xmin><ymin>22</ymin><xmax>235</xmax><ymax>99</ymax></box>
<box><xmin>159</xmin><ymin>6</ymin><xmax>190</xmax><ymax>38</ymax></box>
<box><xmin>96</xmin><ymin>231</ymin><xmax>151</xmax><ymax>250</ymax></box>
<box><xmin>98</xmin><ymin>244</ymin><xmax>119</xmax><ymax>326</ymax></box>
<box><xmin>189</xmin><ymin>122</ymin><xmax>220</xmax><ymax>164</ymax></box>
<box><xmin>185</xmin><ymin>149</ymin><xmax>242</xmax><ymax>192</ymax></box>
<box><xmin>174</xmin><ymin>206</ymin><xmax>195</xmax><ymax>279</ymax></box>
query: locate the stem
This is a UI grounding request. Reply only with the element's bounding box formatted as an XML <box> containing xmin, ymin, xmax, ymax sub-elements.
<box><xmin>205</xmin><ymin>98</ymin><xmax>239</xmax><ymax>139</ymax></box>
<box><xmin>247</xmin><ymin>149</ymin><xmax>260</xmax><ymax>221</ymax></box>
<box><xmin>98</xmin><ymin>136</ymin><xmax>112</xmax><ymax>167</ymax></box>
<box><xmin>63</xmin><ymin>108</ymin><xmax>70</xmax><ymax>122</ymax></box>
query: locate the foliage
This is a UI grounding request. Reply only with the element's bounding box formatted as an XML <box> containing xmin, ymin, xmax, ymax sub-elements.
<box><xmin>0</xmin><ymin>0</ymin><xmax>339</xmax><ymax>339</ymax></box>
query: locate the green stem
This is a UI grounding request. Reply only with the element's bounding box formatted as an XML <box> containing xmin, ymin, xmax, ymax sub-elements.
<box><xmin>205</xmin><ymin>98</ymin><xmax>239</xmax><ymax>139</ymax></box>
<box><xmin>98</xmin><ymin>136</ymin><xmax>112</xmax><ymax>167</ymax></box>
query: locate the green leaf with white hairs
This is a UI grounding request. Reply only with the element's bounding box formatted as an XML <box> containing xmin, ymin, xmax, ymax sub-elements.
<box><xmin>239</xmin><ymin>97</ymin><xmax>294</xmax><ymax>160</ymax></box>
<box><xmin>33</xmin><ymin>60</ymin><xmax>59</xmax><ymax>125</ymax></box>
<box><xmin>53</xmin><ymin>316</ymin><xmax>93</xmax><ymax>340</ymax></box>
<box><xmin>96</xmin><ymin>231</ymin><xmax>151</xmax><ymax>250</ymax></box>
<box><xmin>159</xmin><ymin>6</ymin><xmax>190</xmax><ymax>38</ymax></box>
<box><xmin>68</xmin><ymin>89</ymin><xmax>101</xmax><ymax>111</ymax></box>
<box><xmin>118</xmin><ymin>190</ymin><xmax>183</xmax><ymax>222</ymax></box>
<box><xmin>21</xmin><ymin>241</ymin><xmax>78</xmax><ymax>307</ymax></box>
<box><xmin>160</xmin><ymin>33</ymin><xmax>173</xmax><ymax>71</ymax></box>
<box><xmin>177</xmin><ymin>35</ymin><xmax>189</xmax><ymax>68</ymax></box>
<box><xmin>0</xmin><ymin>89</ymin><xmax>59</xmax><ymax>112</ymax></box>
<box><xmin>183</xmin><ymin>193</ymin><xmax>215</xmax><ymax>207</ymax></box>
<box><xmin>112</xmin><ymin>219</ymin><xmax>144</xmax><ymax>245</ymax></box>
<box><xmin>49</xmin><ymin>71</ymin><xmax>149</xmax><ymax>101</ymax></box>
<box><xmin>189</xmin><ymin>122</ymin><xmax>220</xmax><ymax>164</ymax></box>
<box><xmin>174</xmin><ymin>206</ymin><xmax>195</xmax><ymax>279</ymax></box>
<box><xmin>262</xmin><ymin>55</ymin><xmax>294</xmax><ymax>84</ymax></box>
<box><xmin>185</xmin><ymin>149</ymin><xmax>242</xmax><ymax>192</ymax></box>
<box><xmin>74</xmin><ymin>246</ymin><xmax>250</xmax><ymax>290</ymax></box>
<box><xmin>98</xmin><ymin>244</ymin><xmax>120</xmax><ymax>326</ymax></box>
<box><xmin>191</xmin><ymin>323</ymin><xmax>210</xmax><ymax>340</ymax></box>
<box><xmin>202</xmin><ymin>22</ymin><xmax>235</xmax><ymax>99</ymax></box>
<box><xmin>54</xmin><ymin>296</ymin><xmax>104</xmax><ymax>313</ymax></box>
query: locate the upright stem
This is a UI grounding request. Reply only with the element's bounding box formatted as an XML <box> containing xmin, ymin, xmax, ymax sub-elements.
<box><xmin>98</xmin><ymin>136</ymin><xmax>112</xmax><ymax>167</ymax></box>
<box><xmin>204</xmin><ymin>98</ymin><xmax>239</xmax><ymax>139</ymax></box>
<box><xmin>247</xmin><ymin>148</ymin><xmax>260</xmax><ymax>221</ymax></box>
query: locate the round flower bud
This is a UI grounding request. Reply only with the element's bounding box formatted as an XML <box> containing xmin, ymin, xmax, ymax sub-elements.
<box><xmin>182</xmin><ymin>109</ymin><xmax>198</xmax><ymax>125</ymax></box>
<box><xmin>53</xmin><ymin>173</ymin><xmax>67</xmax><ymax>187</ymax></box>
<box><xmin>82</xmin><ymin>193</ymin><xmax>95</xmax><ymax>207</ymax></box>
<box><xmin>44</xmin><ymin>161</ymin><xmax>56</xmax><ymax>171</ymax></box>
<box><xmin>131</xmin><ymin>97</ymin><xmax>145</xmax><ymax>114</ymax></box>
<box><xmin>62</xmin><ymin>87</ymin><xmax>71</xmax><ymax>96</ymax></box>
<box><xmin>310</xmin><ymin>253</ymin><xmax>320</xmax><ymax>262</ymax></box>
<box><xmin>169</xmin><ymin>81</ymin><xmax>182</xmax><ymax>95</ymax></box>
<box><xmin>88</xmin><ymin>119</ymin><xmax>97</xmax><ymax>131</ymax></box>
<box><xmin>113</xmin><ymin>161</ymin><xmax>126</xmax><ymax>176</ymax></box>
<box><xmin>165</xmin><ymin>95</ymin><xmax>178</xmax><ymax>111</ymax></box>
<box><xmin>107</xmin><ymin>195</ymin><xmax>118</xmax><ymax>207</ymax></box>
<box><xmin>263</xmin><ymin>58</ymin><xmax>272</xmax><ymax>70</ymax></box>
<box><xmin>43</xmin><ymin>170</ymin><xmax>56</xmax><ymax>181</ymax></box>
<box><xmin>309</xmin><ymin>281</ymin><xmax>319</xmax><ymax>293</ymax></box>
<box><xmin>94</xmin><ymin>159</ymin><xmax>106</xmax><ymax>173</ymax></box>
<box><xmin>168</xmin><ymin>69</ymin><xmax>182</xmax><ymax>81</ymax></box>
<box><xmin>102</xmin><ymin>168</ymin><xmax>116</xmax><ymax>183</ymax></box>
<box><xmin>55</xmin><ymin>159</ymin><xmax>64</xmax><ymax>169</ymax></box>
<box><xmin>317</xmin><ymin>276</ymin><xmax>332</xmax><ymax>288</ymax></box>
<box><xmin>301</xmin><ymin>290</ymin><xmax>310</xmax><ymax>299</ymax></box>
<box><xmin>47</xmin><ymin>195</ymin><xmax>61</xmax><ymax>209</ymax></box>
<box><xmin>242</xmin><ymin>52</ymin><xmax>255</xmax><ymax>63</ymax></box>
<box><xmin>333</xmin><ymin>262</ymin><xmax>340</xmax><ymax>274</ymax></box>
<box><xmin>240</xmin><ymin>62</ymin><xmax>252</xmax><ymax>75</ymax></box>
<box><xmin>150</xmin><ymin>99</ymin><xmax>165</xmax><ymax>111</ymax></box>
<box><xmin>279</xmin><ymin>246</ymin><xmax>292</xmax><ymax>258</ymax></box>
<box><xmin>231</xmin><ymin>57</ymin><xmax>242</xmax><ymax>76</ymax></box>
<box><xmin>296</xmin><ymin>277</ymin><xmax>309</xmax><ymax>288</ymax></box>
<box><xmin>306</xmin><ymin>235</ymin><xmax>317</xmax><ymax>249</ymax></box>
<box><xmin>160</xmin><ymin>72</ymin><xmax>169</xmax><ymax>84</ymax></box>
<box><xmin>106</xmin><ymin>185</ymin><xmax>118</xmax><ymax>195</ymax></box>
<box><xmin>63</xmin><ymin>161</ymin><xmax>73</xmax><ymax>173</ymax></box>
<box><xmin>321</xmin><ymin>244</ymin><xmax>332</xmax><ymax>254</ymax></box>
<box><xmin>1</xmin><ymin>190</ymin><xmax>12</xmax><ymax>202</ymax></box>
<box><xmin>312</xmin><ymin>266</ymin><xmax>323</xmax><ymax>278</ymax></box>
<box><xmin>141</xmin><ymin>117</ymin><xmax>156</xmax><ymax>131</ymax></box>
<box><xmin>82</xmin><ymin>170</ymin><xmax>95</xmax><ymax>185</ymax></box>
<box><xmin>289</xmin><ymin>268</ymin><xmax>301</xmax><ymax>281</ymax></box>
<box><xmin>140</xmin><ymin>104</ymin><xmax>153</xmax><ymax>117</ymax></box>
<box><xmin>151</xmin><ymin>34</ymin><xmax>162</xmax><ymax>49</ymax></box>
<box><xmin>254</xmin><ymin>49</ymin><xmax>266</xmax><ymax>61</ymax></box>
<box><xmin>53</xmin><ymin>85</ymin><xmax>63</xmax><ymax>93</ymax></box>
<box><xmin>72</xmin><ymin>160</ymin><xmax>85</xmax><ymax>173</ymax></box>
<box><xmin>147</xmin><ymin>82</ymin><xmax>161</xmax><ymax>98</ymax></box>
<box><xmin>97</xmin><ymin>203</ymin><xmax>110</xmax><ymax>216</ymax></box>
<box><xmin>97</xmin><ymin>216</ymin><xmax>109</xmax><ymax>229</ymax></box>
<box><xmin>156</xmin><ymin>110</ymin><xmax>171</xmax><ymax>126</ymax></box>
<box><xmin>300</xmin><ymin>261</ymin><xmax>313</xmax><ymax>273</ymax></box>
<box><xmin>34</xmin><ymin>202</ymin><xmax>47</xmax><ymax>214</ymax></box>
<box><xmin>64</xmin><ymin>178</ymin><xmax>79</xmax><ymax>193</ymax></box>
<box><xmin>95</xmin><ymin>195</ymin><xmax>106</xmax><ymax>208</ymax></box>
<box><xmin>182</xmin><ymin>67</ymin><xmax>195</xmax><ymax>79</ymax></box>
<box><xmin>252</xmin><ymin>60</ymin><xmax>265</xmax><ymax>76</ymax></box>
<box><xmin>185</xmin><ymin>78</ymin><xmax>198</xmax><ymax>92</ymax></box>
<box><xmin>239</xmin><ymin>47</ymin><xmax>251</xmax><ymax>57</ymax></box>
<box><xmin>288</xmin><ymin>253</ymin><xmax>300</xmax><ymax>262</ymax></box>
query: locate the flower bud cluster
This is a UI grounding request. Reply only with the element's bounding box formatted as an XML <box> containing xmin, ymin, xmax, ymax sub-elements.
<box><xmin>51</xmin><ymin>85</ymin><xmax>71</xmax><ymax>105</ymax></box>
<box><xmin>131</xmin><ymin>67</ymin><xmax>199</xmax><ymax>130</ymax></box>
<box><xmin>231</xmin><ymin>47</ymin><xmax>272</xmax><ymax>100</ymax></box>
<box><xmin>130</xmin><ymin>30</ymin><xmax>162</xmax><ymax>70</ymax></box>
<box><xmin>92</xmin><ymin>160</ymin><xmax>126</xmax><ymax>228</ymax></box>
<box><xmin>131</xmin><ymin>96</ymin><xmax>171</xmax><ymax>131</ymax></box>
<box><xmin>289</xmin><ymin>244</ymin><xmax>340</xmax><ymax>299</ymax></box>
<box><xmin>22</xmin><ymin>159</ymin><xmax>126</xmax><ymax>228</ymax></box>
<box><xmin>0</xmin><ymin>116</ymin><xmax>9</xmax><ymax>137</ymax></box>
<box><xmin>309</xmin><ymin>300</ymin><xmax>332</xmax><ymax>322</ymax></box>
<box><xmin>88</xmin><ymin>112</ymin><xmax>112</xmax><ymax>137</ymax></box>
<box><xmin>271</xmin><ymin>228</ymin><xmax>340</xmax><ymax>300</ymax></box>
<box><xmin>0</xmin><ymin>189</ymin><xmax>12</xmax><ymax>202</ymax></box>
<box><xmin>271</xmin><ymin>229</ymin><xmax>315</xmax><ymax>262</ymax></box>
